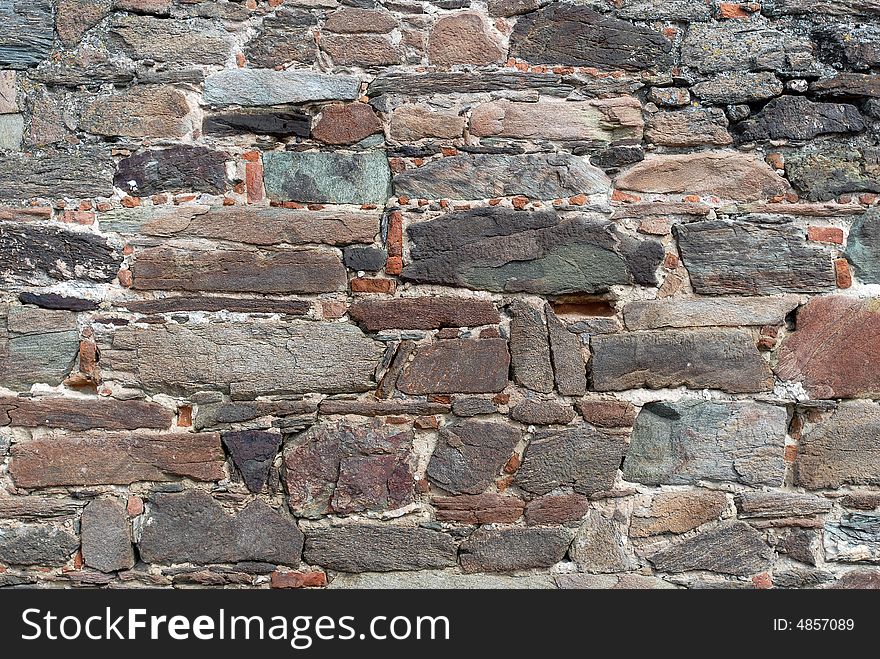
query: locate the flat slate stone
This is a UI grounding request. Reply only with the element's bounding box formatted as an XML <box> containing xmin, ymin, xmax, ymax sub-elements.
<box><xmin>401</xmin><ymin>207</ymin><xmax>662</xmax><ymax>295</ymax></box>
<box><xmin>328</xmin><ymin>571</ymin><xmax>555</xmax><ymax>589</ymax></box>
<box><xmin>0</xmin><ymin>526</ymin><xmax>79</xmax><ymax>567</ymax></box>
<box><xmin>263</xmin><ymin>151</ymin><xmax>391</xmax><ymax>205</ymax></box>
<box><xmin>119</xmin><ymin>296</ymin><xmax>311</xmax><ymax>315</ymax></box>
<box><xmin>81</xmin><ymin>499</ymin><xmax>135</xmax><ymax>573</ymax></box>
<box><xmin>202</xmin><ymin>110</ymin><xmax>311</xmax><ymax>137</ymax></box>
<box><xmin>623</xmin><ymin>295</ymin><xmax>801</xmax><ymax>330</ymax></box>
<box><xmin>845</xmin><ymin>209</ymin><xmax>880</xmax><ymax>283</ymax></box>
<box><xmin>115</xmin><ymin>145</ymin><xmax>228</xmax><ymax>196</ymax></box>
<box><xmin>649</xmin><ymin>521</ymin><xmax>773</xmax><ymax>576</ymax></box>
<box><xmin>0</xmin><ymin>0</ymin><xmax>54</xmax><ymax>69</ymax></box>
<box><xmin>349</xmin><ymin>297</ymin><xmax>499</xmax><ymax>331</ymax></box>
<box><xmin>0</xmin><ymin>497</ymin><xmax>83</xmax><ymax>521</ymax></box>
<box><xmin>204</xmin><ymin>69</ymin><xmax>361</xmax><ymax>107</ymax></box>
<box><xmin>623</xmin><ymin>400</ymin><xmax>788</xmax><ymax>487</ymax></box>
<box><xmin>516</xmin><ymin>425</ymin><xmax>627</xmax><ymax>495</ymax></box>
<box><xmin>0</xmin><ymin>307</ymin><xmax>80</xmax><ymax>391</ymax></box>
<box><xmin>433</xmin><ymin>493</ymin><xmax>524</xmax><ymax>524</ymax></box>
<box><xmin>825</xmin><ymin>514</ymin><xmax>880</xmax><ymax>563</ymax></box>
<box><xmin>222</xmin><ymin>430</ymin><xmax>282</xmax><ymax>494</ymax></box>
<box><xmin>368</xmin><ymin>70</ymin><xmax>576</xmax><ymax>98</ymax></box>
<box><xmin>460</xmin><ymin>528</ymin><xmax>572</xmax><ymax>573</ymax></box>
<box><xmin>735</xmin><ymin>492</ymin><xmax>831</xmax><ymax>519</ymax></box>
<box><xmin>394</xmin><ymin>153</ymin><xmax>610</xmax><ymax>201</ymax></box>
<box><xmin>427</xmin><ymin>420</ymin><xmax>520</xmax><ymax>495</ymax></box>
<box><xmin>736</xmin><ymin>95</ymin><xmax>864</xmax><ymax>142</ymax></box>
<box><xmin>109</xmin><ymin>321</ymin><xmax>382</xmax><ymax>397</ymax></box>
<box><xmin>303</xmin><ymin>525</ymin><xmax>457</xmax><ymax>572</ymax></box>
<box><xmin>591</xmin><ymin>329</ymin><xmax>774</xmax><ymax>393</ymax></box>
<box><xmin>0</xmin><ymin>149</ymin><xmax>114</xmax><ymax>199</ymax></box>
<box><xmin>509</xmin><ymin>5</ymin><xmax>672</xmax><ymax>71</ymax></box>
<box><xmin>675</xmin><ymin>219</ymin><xmax>835</xmax><ymax>295</ymax></box>
<box><xmin>17</xmin><ymin>292</ymin><xmax>99</xmax><ymax>312</ymax></box>
<box><xmin>396</xmin><ymin>338</ymin><xmax>510</xmax><ymax>395</ymax></box>
<box><xmin>0</xmin><ymin>396</ymin><xmax>173</xmax><ymax>431</ymax></box>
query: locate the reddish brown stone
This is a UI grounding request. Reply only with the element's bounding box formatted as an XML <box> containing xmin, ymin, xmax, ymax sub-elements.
<box><xmin>397</xmin><ymin>338</ymin><xmax>510</xmax><ymax>394</ymax></box>
<box><xmin>390</xmin><ymin>104</ymin><xmax>466</xmax><ymax>141</ymax></box>
<box><xmin>349</xmin><ymin>297</ymin><xmax>499</xmax><ymax>331</ymax></box>
<box><xmin>321</xmin><ymin>35</ymin><xmax>402</xmax><ymax>67</ymax></box>
<box><xmin>312</xmin><ymin>103</ymin><xmax>382</xmax><ymax>145</ymax></box>
<box><xmin>9</xmin><ymin>432</ymin><xmax>224</xmax><ymax>488</ymax></box>
<box><xmin>0</xmin><ymin>396</ymin><xmax>173</xmax><ymax>431</ymax></box>
<box><xmin>271</xmin><ymin>570</ymin><xmax>327</xmax><ymax>589</ymax></box>
<box><xmin>351</xmin><ymin>277</ymin><xmax>396</xmax><ymax>294</ymax></box>
<box><xmin>433</xmin><ymin>493</ymin><xmax>524</xmax><ymax>524</ymax></box>
<box><xmin>428</xmin><ymin>12</ymin><xmax>505</xmax><ymax>67</ymax></box>
<box><xmin>630</xmin><ymin>490</ymin><xmax>728</xmax><ymax>537</ymax></box>
<box><xmin>324</xmin><ymin>8</ymin><xmax>397</xmax><ymax>34</ymax></box>
<box><xmin>525</xmin><ymin>494</ymin><xmax>590</xmax><ymax>525</ymax></box>
<box><xmin>807</xmin><ymin>226</ymin><xmax>844</xmax><ymax>244</ymax></box>
<box><xmin>835</xmin><ymin>258</ymin><xmax>853</xmax><ymax>289</ymax></box>
<box><xmin>575</xmin><ymin>399</ymin><xmax>637</xmax><ymax>428</ymax></box>
<box><xmin>777</xmin><ymin>296</ymin><xmax>880</xmax><ymax>398</ymax></box>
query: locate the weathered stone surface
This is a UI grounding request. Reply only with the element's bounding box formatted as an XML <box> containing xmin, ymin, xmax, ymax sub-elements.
<box><xmin>100</xmin><ymin>205</ymin><xmax>379</xmax><ymax>246</ymax></box>
<box><xmin>846</xmin><ymin>210</ymin><xmax>880</xmax><ymax>283</ymax></box>
<box><xmin>433</xmin><ymin>493</ymin><xmax>524</xmax><ymax>524</ymax></box>
<box><xmin>649</xmin><ymin>521</ymin><xmax>773</xmax><ymax>576</ymax></box>
<box><xmin>429</xmin><ymin>12</ymin><xmax>504</xmax><ymax>67</ymax></box>
<box><xmin>18</xmin><ymin>292</ymin><xmax>98</xmax><ymax>312</ymax></box>
<box><xmin>682</xmin><ymin>21</ymin><xmax>813</xmax><ymax>74</ymax></box>
<box><xmin>0</xmin><ymin>498</ymin><xmax>82</xmax><ymax>520</ymax></box>
<box><xmin>736</xmin><ymin>96</ymin><xmax>864</xmax><ymax>142</ymax></box>
<box><xmin>0</xmin><ymin>396</ymin><xmax>173</xmax><ymax>431</ymax></box>
<box><xmin>777</xmin><ymin>527</ymin><xmax>820</xmax><ymax>566</ymax></box>
<box><xmin>263</xmin><ymin>151</ymin><xmax>391</xmax><ymax>205</ymax></box>
<box><xmin>0</xmin><ymin>307</ymin><xmax>80</xmax><ymax>390</ymax></box>
<box><xmin>368</xmin><ymin>70</ymin><xmax>577</xmax><ymax>98</ymax></box>
<box><xmin>394</xmin><ymin>153</ymin><xmax>610</xmax><ymax>201</ymax></box>
<box><xmin>842</xmin><ymin>492</ymin><xmax>880</xmax><ymax>510</ymax></box>
<box><xmin>321</xmin><ymin>34</ymin><xmax>402</xmax><ymax>67</ymax></box>
<box><xmin>692</xmin><ymin>72</ymin><xmax>784</xmax><ymax>105</ymax></box>
<box><xmin>795</xmin><ymin>401</ymin><xmax>880</xmax><ymax>489</ymax></box>
<box><xmin>575</xmin><ymin>399</ymin><xmax>636</xmax><ymax>428</ymax></box>
<box><xmin>9</xmin><ymin>432</ymin><xmax>224</xmax><ymax>488</ymax></box>
<box><xmin>427</xmin><ymin>420</ymin><xmax>520</xmax><ymax>495</ymax></box>
<box><xmin>631</xmin><ymin>490</ymin><xmax>727</xmax><ymax>537</ymax></box>
<box><xmin>114</xmin><ymin>0</ymin><xmax>170</xmax><ymax>15</ymax></box>
<box><xmin>0</xmin><ymin>526</ymin><xmax>78</xmax><ymax>567</ymax></box>
<box><xmin>343</xmin><ymin>246</ymin><xmax>386</xmax><ymax>272</ymax></box>
<box><xmin>546</xmin><ymin>307</ymin><xmax>587</xmax><ymax>396</ymax></box>
<box><xmin>401</xmin><ymin>207</ymin><xmax>662</xmax><ymax>294</ymax></box>
<box><xmin>525</xmin><ymin>494</ymin><xmax>590</xmax><ymax>526</ymax></box>
<box><xmin>0</xmin><ymin>149</ymin><xmax>114</xmax><ymax>199</ymax></box>
<box><xmin>390</xmin><ymin>104</ymin><xmax>466</xmax><ymax>141</ymax></box>
<box><xmin>776</xmin><ymin>296</ymin><xmax>880</xmax><ymax>399</ymax></box>
<box><xmin>509</xmin><ymin>300</ymin><xmax>553</xmax><ymax>393</ymax></box>
<box><xmin>82</xmin><ymin>499</ymin><xmax>134</xmax><ymax>573</ymax></box>
<box><xmin>349</xmin><ymin>297</ymin><xmax>499</xmax><ymax>330</ymax></box>
<box><xmin>812</xmin><ymin>73</ymin><xmax>880</xmax><ymax>98</ymax></box>
<box><xmin>510</xmin><ymin>398</ymin><xmax>576</xmax><ymax>426</ymax></box>
<box><xmin>0</xmin><ymin>112</ymin><xmax>22</xmax><ymax>149</ymax></box>
<box><xmin>222</xmin><ymin>430</ymin><xmax>282</xmax><ymax>494</ymax></box>
<box><xmin>284</xmin><ymin>419</ymin><xmax>415</xmax><ymax>517</ymax></box>
<box><xmin>131</xmin><ymin>247</ymin><xmax>347</xmax><ymax>294</ymax></box>
<box><xmin>0</xmin><ymin>0</ymin><xmax>54</xmax><ymax>69</ymax></box>
<box><xmin>646</xmin><ymin>108</ymin><xmax>731</xmax><ymax>147</ymax></box>
<box><xmin>451</xmin><ymin>397</ymin><xmax>498</xmax><ymax>417</ymax></box>
<box><xmin>397</xmin><ymin>338</ymin><xmax>510</xmax><ymax>395</ymax></box>
<box><xmin>245</xmin><ymin>9</ymin><xmax>316</xmax><ymax>68</ymax></box>
<box><xmin>763</xmin><ymin>0</ymin><xmax>880</xmax><ymax>16</ymax></box>
<box><xmin>81</xmin><ymin>86</ymin><xmax>191</xmax><ymax>138</ymax></box>
<box><xmin>204</xmin><ymin>69</ymin><xmax>360</xmax><ymax>107</ymax></box>
<box><xmin>329</xmin><ymin>571</ymin><xmax>555</xmax><ymax>589</ymax></box>
<box><xmin>312</xmin><ymin>103</ymin><xmax>382</xmax><ymax>145</ymax></box>
<box><xmin>203</xmin><ymin>110</ymin><xmax>310</xmax><ymax>137</ymax></box>
<box><xmin>623</xmin><ymin>400</ymin><xmax>787</xmax><ymax>487</ymax></box>
<box><xmin>617</xmin><ymin>0</ymin><xmax>711</xmax><ymax>20</ymax></box>
<box><xmin>591</xmin><ymin>330</ymin><xmax>774</xmax><ymax>393</ymax></box>
<box><xmin>120</xmin><ymin>297</ymin><xmax>311</xmax><ymax>316</ymax></box>
<box><xmin>0</xmin><ymin>70</ymin><xmax>16</xmax><ymax>113</ymax></box>
<box><xmin>624</xmin><ymin>295</ymin><xmax>801</xmax><ymax>330</ymax></box>
<box><xmin>509</xmin><ymin>5</ymin><xmax>671</xmax><ymax>71</ymax></box>
<box><xmin>460</xmin><ymin>527</ymin><xmax>572</xmax><ymax>573</ymax></box>
<box><xmin>139</xmin><ymin>490</ymin><xmax>303</xmax><ymax>566</ymax></box>
<box><xmin>324</xmin><ymin>8</ymin><xmax>397</xmax><ymax>33</ymax></box>
<box><xmin>304</xmin><ymin>525</ymin><xmax>457</xmax><ymax>572</ymax></box>
<box><xmin>556</xmin><ymin>573</ymin><xmax>675</xmax><ymax>589</ymax></box>
<box><xmin>195</xmin><ymin>399</ymin><xmax>317</xmax><ymax>431</ymax></box>
<box><xmin>784</xmin><ymin>143</ymin><xmax>880</xmax><ymax>201</ymax></box>
<box><xmin>110</xmin><ymin>15</ymin><xmax>232</xmax><ymax>65</ymax></box>
<box><xmin>470</xmin><ymin>97</ymin><xmax>643</xmax><ymax>142</ymax></box>
<box><xmin>110</xmin><ymin>322</ymin><xmax>382</xmax><ymax>397</ymax></box>
<box><xmin>114</xmin><ymin>145</ymin><xmax>228</xmax><ymax>196</ymax></box>
<box><xmin>570</xmin><ymin>509</ymin><xmax>632</xmax><ymax>573</ymax></box>
<box><xmin>830</xmin><ymin>570</ymin><xmax>880</xmax><ymax>589</ymax></box>
<box><xmin>675</xmin><ymin>220</ymin><xmax>835</xmax><ymax>295</ymax></box>
<box><xmin>735</xmin><ymin>492</ymin><xmax>831</xmax><ymax>519</ymax></box>
<box><xmin>616</xmin><ymin>152</ymin><xmax>789</xmax><ymax>201</ymax></box>
<box><xmin>825</xmin><ymin>514</ymin><xmax>880</xmax><ymax>563</ymax></box>
<box><xmin>318</xmin><ymin>399</ymin><xmax>450</xmax><ymax>416</ymax></box>
<box><xmin>516</xmin><ymin>426</ymin><xmax>627</xmax><ymax>495</ymax></box>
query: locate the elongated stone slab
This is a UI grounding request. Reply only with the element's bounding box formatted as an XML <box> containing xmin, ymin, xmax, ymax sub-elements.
<box><xmin>348</xmin><ymin>297</ymin><xmax>499</xmax><ymax>331</ymax></box>
<box><xmin>0</xmin><ymin>149</ymin><xmax>114</xmax><ymax>199</ymax></box>
<box><xmin>0</xmin><ymin>526</ymin><xmax>78</xmax><ymax>567</ymax></box>
<box><xmin>648</xmin><ymin>521</ymin><xmax>773</xmax><ymax>576</ymax></box>
<box><xmin>110</xmin><ymin>15</ymin><xmax>232</xmax><ymax>65</ymax></box>
<box><xmin>202</xmin><ymin>110</ymin><xmax>310</xmax><ymax>137</ymax></box>
<box><xmin>460</xmin><ymin>528</ymin><xmax>572</xmax><ymax>573</ymax></box>
<box><xmin>263</xmin><ymin>151</ymin><xmax>391</xmax><ymax>205</ymax></box>
<box><xmin>0</xmin><ymin>396</ymin><xmax>173</xmax><ymax>431</ymax></box>
<box><xmin>623</xmin><ymin>296</ymin><xmax>801</xmax><ymax>329</ymax></box>
<box><xmin>0</xmin><ymin>0</ymin><xmax>54</xmax><ymax>69</ymax></box>
<box><xmin>368</xmin><ymin>71</ymin><xmax>576</xmax><ymax>98</ymax></box>
<box><xmin>204</xmin><ymin>69</ymin><xmax>361</xmax><ymax>106</ymax></box>
<box><xmin>623</xmin><ymin>400</ymin><xmax>787</xmax><ymax>487</ymax></box>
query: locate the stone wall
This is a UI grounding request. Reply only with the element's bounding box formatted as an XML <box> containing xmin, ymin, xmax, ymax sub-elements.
<box><xmin>1</xmin><ymin>0</ymin><xmax>879</xmax><ymax>590</ymax></box>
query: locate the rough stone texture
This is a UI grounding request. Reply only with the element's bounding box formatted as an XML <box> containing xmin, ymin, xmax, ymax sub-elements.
<box><xmin>570</xmin><ymin>509</ymin><xmax>632</xmax><ymax>573</ymax></box>
<box><xmin>0</xmin><ymin>526</ymin><xmax>79</xmax><ymax>567</ymax></box>
<box><xmin>845</xmin><ymin>209</ymin><xmax>880</xmax><ymax>283</ymax></box>
<box><xmin>427</xmin><ymin>420</ymin><xmax>520</xmax><ymax>495</ymax></box>
<box><xmin>263</xmin><ymin>151</ymin><xmax>390</xmax><ymax>205</ymax></box>
<box><xmin>776</xmin><ymin>296</ymin><xmax>880</xmax><ymax>399</ymax></box>
<box><xmin>631</xmin><ymin>490</ymin><xmax>728</xmax><ymax>537</ymax></box>
<box><xmin>349</xmin><ymin>297</ymin><xmax>499</xmax><ymax>330</ymax></box>
<box><xmin>736</xmin><ymin>96</ymin><xmax>864</xmax><ymax>142</ymax></box>
<box><xmin>390</xmin><ymin>104</ymin><xmax>466</xmax><ymax>141</ymax></box>
<box><xmin>81</xmin><ymin>86</ymin><xmax>191</xmax><ymax>139</ymax></box>
<box><xmin>675</xmin><ymin>219</ymin><xmax>836</xmax><ymax>295</ymax></box>
<box><xmin>735</xmin><ymin>492</ymin><xmax>831</xmax><ymax>519</ymax></box>
<box><xmin>114</xmin><ymin>146</ymin><xmax>228</xmax><ymax>196</ymax></box>
<box><xmin>646</xmin><ymin>108</ymin><xmax>732</xmax><ymax>147</ymax></box>
<box><xmin>81</xmin><ymin>499</ymin><xmax>135</xmax><ymax>573</ymax></box>
<box><xmin>433</xmin><ymin>493</ymin><xmax>524</xmax><ymax>524</ymax></box>
<box><xmin>509</xmin><ymin>300</ymin><xmax>554</xmax><ymax>393</ymax></box>
<box><xmin>547</xmin><ymin>307</ymin><xmax>587</xmax><ymax>396</ymax></box>
<box><xmin>0</xmin><ymin>149</ymin><xmax>114</xmax><ymax>199</ymax></box>
<box><xmin>682</xmin><ymin>21</ymin><xmax>813</xmax><ymax>74</ymax></box>
<box><xmin>304</xmin><ymin>525</ymin><xmax>457</xmax><ymax>572</ymax></box>
<box><xmin>460</xmin><ymin>527</ymin><xmax>572</xmax><ymax>573</ymax></box>
<box><xmin>624</xmin><ymin>400</ymin><xmax>787</xmax><ymax>487</ymax></box>
<box><xmin>825</xmin><ymin>514</ymin><xmax>880</xmax><ymax>563</ymax></box>
<box><xmin>525</xmin><ymin>494</ymin><xmax>590</xmax><ymax>526</ymax></box>
<box><xmin>0</xmin><ymin>306</ymin><xmax>80</xmax><ymax>390</ymax></box>
<box><xmin>203</xmin><ymin>111</ymin><xmax>310</xmax><ymax>138</ymax></box>
<box><xmin>692</xmin><ymin>72</ymin><xmax>784</xmax><ymax>105</ymax></box>
<box><xmin>624</xmin><ymin>296</ymin><xmax>801</xmax><ymax>330</ymax></box>
<box><xmin>0</xmin><ymin>396</ymin><xmax>173</xmax><ymax>431</ymax></box>
<box><xmin>222</xmin><ymin>430</ymin><xmax>282</xmax><ymax>494</ymax></box>
<box><xmin>591</xmin><ymin>330</ymin><xmax>774</xmax><ymax>393</ymax></box>
<box><xmin>109</xmin><ymin>15</ymin><xmax>232</xmax><ymax>65</ymax></box>
<box><xmin>139</xmin><ymin>491</ymin><xmax>303</xmax><ymax>566</ymax></box>
<box><xmin>397</xmin><ymin>338</ymin><xmax>510</xmax><ymax>394</ymax></box>
<box><xmin>429</xmin><ymin>12</ymin><xmax>505</xmax><ymax>67</ymax></box>
<box><xmin>0</xmin><ymin>0</ymin><xmax>54</xmax><ymax>69</ymax></box>
<box><xmin>510</xmin><ymin>398</ymin><xmax>576</xmax><ymax>426</ymax></box>
<box><xmin>785</xmin><ymin>143</ymin><xmax>880</xmax><ymax>201</ymax></box>
<box><xmin>649</xmin><ymin>521</ymin><xmax>774</xmax><ymax>576</ymax></box>
<box><xmin>244</xmin><ymin>9</ymin><xmax>316</xmax><ymax>68</ymax></box>
<box><xmin>312</xmin><ymin>103</ymin><xmax>382</xmax><ymax>145</ymax></box>
<box><xmin>576</xmin><ymin>399</ymin><xmax>637</xmax><ymax>428</ymax></box>
<box><xmin>329</xmin><ymin>571</ymin><xmax>555</xmax><ymax>589</ymax></box>
<box><xmin>205</xmin><ymin>69</ymin><xmax>360</xmax><ymax>107</ymax></box>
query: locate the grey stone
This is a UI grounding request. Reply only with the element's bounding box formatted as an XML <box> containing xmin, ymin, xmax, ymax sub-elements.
<box><xmin>815</xmin><ymin>23</ymin><xmax>880</xmax><ymax>70</ymax></box>
<box><xmin>329</xmin><ymin>571</ymin><xmax>556</xmax><ymax>589</ymax></box>
<box><xmin>516</xmin><ymin>425</ymin><xmax>627</xmax><ymax>496</ymax></box>
<box><xmin>427</xmin><ymin>420</ymin><xmax>520</xmax><ymax>495</ymax></box>
<box><xmin>304</xmin><ymin>525</ymin><xmax>457</xmax><ymax>572</ymax></box>
<box><xmin>509</xmin><ymin>300</ymin><xmax>553</xmax><ymax>393</ymax></box>
<box><xmin>0</xmin><ymin>525</ymin><xmax>79</xmax><ymax>567</ymax></box>
<box><xmin>825</xmin><ymin>514</ymin><xmax>880</xmax><ymax>563</ymax></box>
<box><xmin>682</xmin><ymin>21</ymin><xmax>813</xmax><ymax>74</ymax></box>
<box><xmin>570</xmin><ymin>509</ymin><xmax>632</xmax><ymax>573</ymax></box>
<box><xmin>263</xmin><ymin>151</ymin><xmax>391</xmax><ymax>205</ymax></box>
<box><xmin>846</xmin><ymin>209</ymin><xmax>880</xmax><ymax>283</ymax></box>
<box><xmin>245</xmin><ymin>8</ymin><xmax>317</xmax><ymax>68</ymax></box>
<box><xmin>736</xmin><ymin>96</ymin><xmax>864</xmax><ymax>142</ymax></box>
<box><xmin>692</xmin><ymin>72</ymin><xmax>784</xmax><ymax>105</ymax></box>
<box><xmin>591</xmin><ymin>329</ymin><xmax>774</xmax><ymax>393</ymax></box>
<box><xmin>401</xmin><ymin>207</ymin><xmax>662</xmax><ymax>295</ymax></box>
<box><xmin>204</xmin><ymin>69</ymin><xmax>361</xmax><ymax>107</ymax></box>
<box><xmin>623</xmin><ymin>295</ymin><xmax>801</xmax><ymax>330</ymax></box>
<box><xmin>556</xmin><ymin>573</ymin><xmax>676</xmax><ymax>589</ymax></box>
<box><xmin>735</xmin><ymin>492</ymin><xmax>831</xmax><ymax>519</ymax></box>
<box><xmin>202</xmin><ymin>110</ymin><xmax>310</xmax><ymax>138</ymax></box>
<box><xmin>0</xmin><ymin>498</ymin><xmax>83</xmax><ymax>520</ymax></box>
<box><xmin>394</xmin><ymin>153</ymin><xmax>610</xmax><ymax>201</ymax></box>
<box><xmin>396</xmin><ymin>338</ymin><xmax>510</xmax><ymax>395</ymax></box>
<box><xmin>222</xmin><ymin>430</ymin><xmax>282</xmax><ymax>494</ymax></box>
<box><xmin>0</xmin><ymin>0</ymin><xmax>54</xmax><ymax>69</ymax></box>
<box><xmin>368</xmin><ymin>71</ymin><xmax>578</xmax><ymax>98</ymax></box>
<box><xmin>785</xmin><ymin>142</ymin><xmax>880</xmax><ymax>201</ymax></box>
<box><xmin>81</xmin><ymin>499</ymin><xmax>135</xmax><ymax>573</ymax></box>
<box><xmin>460</xmin><ymin>527</ymin><xmax>572</xmax><ymax>573</ymax></box>
<box><xmin>110</xmin><ymin>15</ymin><xmax>232</xmax><ymax>65</ymax></box>
<box><xmin>114</xmin><ymin>145</ymin><xmax>229</xmax><ymax>196</ymax></box>
<box><xmin>675</xmin><ymin>219</ymin><xmax>835</xmax><ymax>295</ymax></box>
<box><xmin>510</xmin><ymin>398</ymin><xmax>576</xmax><ymax>426</ymax></box>
<box><xmin>812</xmin><ymin>73</ymin><xmax>880</xmax><ymax>98</ymax></box>
<box><xmin>0</xmin><ymin>113</ymin><xmax>22</xmax><ymax>149</ymax></box>
<box><xmin>649</xmin><ymin>521</ymin><xmax>773</xmax><ymax>576</ymax></box>
<box><xmin>139</xmin><ymin>490</ymin><xmax>303</xmax><ymax>566</ymax></box>
<box><xmin>776</xmin><ymin>527</ymin><xmax>820</xmax><ymax>566</ymax></box>
<box><xmin>0</xmin><ymin>307</ymin><xmax>80</xmax><ymax>390</ymax></box>
<box><xmin>617</xmin><ymin>0</ymin><xmax>711</xmax><ymax>20</ymax></box>
<box><xmin>546</xmin><ymin>307</ymin><xmax>587</xmax><ymax>396</ymax></box>
<box><xmin>623</xmin><ymin>400</ymin><xmax>788</xmax><ymax>487</ymax></box>
<box><xmin>108</xmin><ymin>321</ymin><xmax>382</xmax><ymax>397</ymax></box>
<box><xmin>343</xmin><ymin>246</ymin><xmax>387</xmax><ymax>272</ymax></box>
<box><xmin>0</xmin><ymin>149</ymin><xmax>114</xmax><ymax>199</ymax></box>
<box><xmin>451</xmin><ymin>398</ymin><xmax>498</xmax><ymax>417</ymax></box>
<box><xmin>763</xmin><ymin>0</ymin><xmax>880</xmax><ymax>16</ymax></box>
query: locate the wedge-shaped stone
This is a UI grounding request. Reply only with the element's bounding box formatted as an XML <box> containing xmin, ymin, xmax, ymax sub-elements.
<box><xmin>623</xmin><ymin>400</ymin><xmax>787</xmax><ymax>487</ymax></box>
<box><xmin>0</xmin><ymin>0</ymin><xmax>54</xmax><ymax>69</ymax></box>
<box><xmin>139</xmin><ymin>490</ymin><xmax>303</xmax><ymax>566</ymax></box>
<box><xmin>263</xmin><ymin>151</ymin><xmax>391</xmax><ymax>205</ymax></box>
<box><xmin>304</xmin><ymin>525</ymin><xmax>457</xmax><ymax>572</ymax></box>
<box><xmin>396</xmin><ymin>338</ymin><xmax>510</xmax><ymax>395</ymax></box>
<box><xmin>394</xmin><ymin>153</ymin><xmax>610</xmax><ymax>201</ymax></box>
<box><xmin>648</xmin><ymin>521</ymin><xmax>773</xmax><ymax>576</ymax></box>
<box><xmin>623</xmin><ymin>295</ymin><xmax>801</xmax><ymax>329</ymax></box>
<box><xmin>109</xmin><ymin>321</ymin><xmax>382</xmax><ymax>397</ymax></box>
<box><xmin>460</xmin><ymin>528</ymin><xmax>572</xmax><ymax>573</ymax></box>
<box><xmin>427</xmin><ymin>420</ymin><xmax>520</xmax><ymax>495</ymax></box>
<box><xmin>0</xmin><ymin>149</ymin><xmax>114</xmax><ymax>199</ymax></box>
<box><xmin>204</xmin><ymin>69</ymin><xmax>360</xmax><ymax>107</ymax></box>
<box><xmin>592</xmin><ymin>329</ymin><xmax>774</xmax><ymax>393</ymax></box>
<box><xmin>401</xmin><ymin>207</ymin><xmax>662</xmax><ymax>294</ymax></box>
<box><xmin>222</xmin><ymin>430</ymin><xmax>282</xmax><ymax>494</ymax></box>
<box><xmin>9</xmin><ymin>432</ymin><xmax>224</xmax><ymax>487</ymax></box>
<box><xmin>0</xmin><ymin>396</ymin><xmax>173</xmax><ymax>431</ymax></box>
<box><xmin>825</xmin><ymin>514</ymin><xmax>880</xmax><ymax>563</ymax></box>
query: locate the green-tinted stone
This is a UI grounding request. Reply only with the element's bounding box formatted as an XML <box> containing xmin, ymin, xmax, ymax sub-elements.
<box><xmin>263</xmin><ymin>151</ymin><xmax>391</xmax><ymax>205</ymax></box>
<box><xmin>846</xmin><ymin>209</ymin><xmax>880</xmax><ymax>283</ymax></box>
